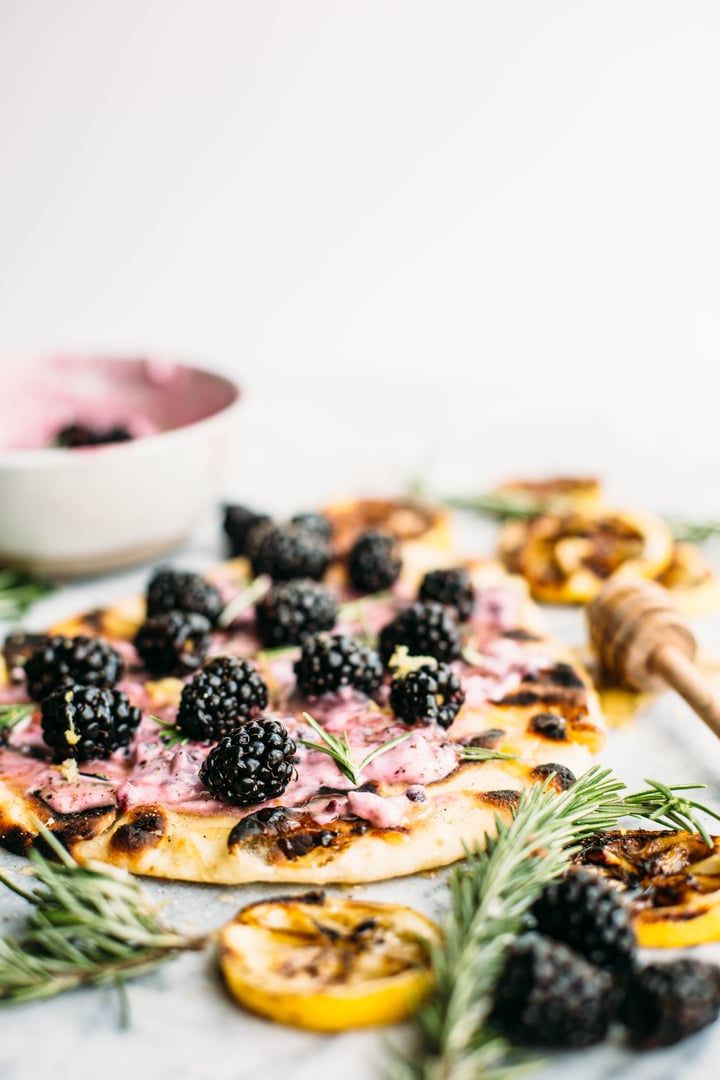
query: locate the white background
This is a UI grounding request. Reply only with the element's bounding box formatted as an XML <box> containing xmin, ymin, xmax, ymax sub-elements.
<box><xmin>3</xmin><ymin>8</ymin><xmax>720</xmax><ymax>1077</ymax></box>
<box><xmin>1</xmin><ymin>0</ymin><xmax>720</xmax><ymax>514</ymax></box>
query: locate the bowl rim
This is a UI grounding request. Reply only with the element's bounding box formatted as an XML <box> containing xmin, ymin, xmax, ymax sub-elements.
<box><xmin>0</xmin><ymin>356</ymin><xmax>242</xmax><ymax>469</ymax></box>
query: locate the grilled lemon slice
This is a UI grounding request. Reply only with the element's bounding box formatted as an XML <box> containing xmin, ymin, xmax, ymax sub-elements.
<box><xmin>654</xmin><ymin>541</ymin><xmax>720</xmax><ymax>615</ymax></box>
<box><xmin>322</xmin><ymin>497</ymin><xmax>451</xmax><ymax>557</ymax></box>
<box><xmin>218</xmin><ymin>891</ymin><xmax>439</xmax><ymax>1030</ymax></box>
<box><xmin>575</xmin><ymin>829</ymin><xmax>720</xmax><ymax>948</ymax></box>
<box><xmin>494</xmin><ymin>475</ymin><xmax>603</xmax><ymax>516</ymax></box>
<box><xmin>499</xmin><ymin>509</ymin><xmax>674</xmax><ymax>604</ymax></box>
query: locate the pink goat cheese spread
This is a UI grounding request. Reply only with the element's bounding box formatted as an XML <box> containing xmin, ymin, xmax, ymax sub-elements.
<box><xmin>0</xmin><ymin>578</ymin><xmax>551</xmax><ymax>831</ymax></box>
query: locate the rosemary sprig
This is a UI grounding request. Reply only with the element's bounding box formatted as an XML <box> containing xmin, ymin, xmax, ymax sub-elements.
<box><xmin>663</xmin><ymin>517</ymin><xmax>720</xmax><ymax>544</ymax></box>
<box><xmin>338</xmin><ymin>590</ymin><xmax>394</xmax><ymax>624</ymax></box>
<box><xmin>217</xmin><ymin>575</ymin><xmax>271</xmax><ymax>629</ymax></box>
<box><xmin>257</xmin><ymin>644</ymin><xmax>301</xmax><ymax>662</ymax></box>
<box><xmin>617</xmin><ymin>779</ymin><xmax>720</xmax><ymax>847</ymax></box>
<box><xmin>297</xmin><ymin>712</ymin><xmax>413</xmax><ymax>787</ymax></box>
<box><xmin>456</xmin><ymin>746</ymin><xmax>518</xmax><ymax>763</ymax></box>
<box><xmin>154</xmin><ymin>715</ymin><xmax>190</xmax><ymax>749</ymax></box>
<box><xmin>0</xmin><ymin>825</ymin><xmax>205</xmax><ymax>1011</ymax></box>
<box><xmin>0</xmin><ymin>570</ymin><xmax>55</xmax><ymax>622</ymax></box>
<box><xmin>0</xmin><ymin>703</ymin><xmax>35</xmax><ymax>738</ymax></box>
<box><xmin>444</xmin><ymin>491</ymin><xmax>543</xmax><ymax>522</ymax></box>
<box><xmin>443</xmin><ymin>491</ymin><xmax>720</xmax><ymax>544</ymax></box>
<box><xmin>392</xmin><ymin>766</ymin><xmax>720</xmax><ymax>1079</ymax></box>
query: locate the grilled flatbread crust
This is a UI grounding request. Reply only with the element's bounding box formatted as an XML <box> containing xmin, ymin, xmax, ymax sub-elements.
<box><xmin>0</xmin><ymin>560</ymin><xmax>604</xmax><ymax>884</ymax></box>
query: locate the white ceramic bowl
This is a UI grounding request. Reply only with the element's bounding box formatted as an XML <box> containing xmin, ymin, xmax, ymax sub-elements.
<box><xmin>0</xmin><ymin>356</ymin><xmax>240</xmax><ymax>577</ymax></box>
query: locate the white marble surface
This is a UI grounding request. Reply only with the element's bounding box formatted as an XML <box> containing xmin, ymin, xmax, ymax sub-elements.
<box><xmin>2</xmin><ymin>448</ymin><xmax>720</xmax><ymax>1080</ymax></box>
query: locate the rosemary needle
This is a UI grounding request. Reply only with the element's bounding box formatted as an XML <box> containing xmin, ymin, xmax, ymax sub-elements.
<box><xmin>0</xmin><ymin>570</ymin><xmax>55</xmax><ymax>623</ymax></box>
<box><xmin>298</xmin><ymin>712</ymin><xmax>413</xmax><ymax>787</ymax></box>
<box><xmin>0</xmin><ymin>825</ymin><xmax>205</xmax><ymax>1010</ymax></box>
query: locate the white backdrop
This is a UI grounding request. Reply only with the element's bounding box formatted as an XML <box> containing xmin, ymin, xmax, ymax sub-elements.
<box><xmin>2</xmin><ymin>0</ymin><xmax>720</xmax><ymax>514</ymax></box>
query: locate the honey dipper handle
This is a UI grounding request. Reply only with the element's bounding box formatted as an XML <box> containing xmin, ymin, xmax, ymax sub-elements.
<box><xmin>650</xmin><ymin>643</ymin><xmax>720</xmax><ymax>741</ymax></box>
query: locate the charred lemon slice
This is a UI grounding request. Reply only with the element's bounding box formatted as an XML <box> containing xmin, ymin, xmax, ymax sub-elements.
<box><xmin>218</xmin><ymin>891</ymin><xmax>439</xmax><ymax>1030</ymax></box>
<box><xmin>322</xmin><ymin>497</ymin><xmax>451</xmax><ymax>558</ymax></box>
<box><xmin>499</xmin><ymin>509</ymin><xmax>674</xmax><ymax>604</ymax></box>
<box><xmin>575</xmin><ymin>829</ymin><xmax>720</xmax><ymax>948</ymax></box>
<box><xmin>494</xmin><ymin>475</ymin><xmax>603</xmax><ymax>516</ymax></box>
<box><xmin>654</xmin><ymin>541</ymin><xmax>720</xmax><ymax>616</ymax></box>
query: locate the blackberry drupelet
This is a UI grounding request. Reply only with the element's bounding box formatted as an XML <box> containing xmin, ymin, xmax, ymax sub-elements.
<box><xmin>347</xmin><ymin>531</ymin><xmax>402</xmax><ymax>593</ymax></box>
<box><xmin>530</xmin><ymin>869</ymin><xmax>636</xmax><ymax>975</ymax></box>
<box><xmin>419</xmin><ymin>567</ymin><xmax>475</xmax><ymax>621</ymax></box>
<box><xmin>176</xmin><ymin>656</ymin><xmax>268</xmax><ymax>741</ymax></box>
<box><xmin>250</xmin><ymin>524</ymin><xmax>330</xmax><ymax>582</ymax></box>
<box><xmin>489</xmin><ymin>933</ymin><xmax>614</xmax><ymax>1048</ymax></box>
<box><xmin>290</xmin><ymin>511</ymin><xmax>333</xmax><ymax>542</ymax></box>
<box><xmin>146</xmin><ymin>567</ymin><xmax>223</xmax><ymax>625</ymax></box>
<box><xmin>620</xmin><ymin>959</ymin><xmax>720</xmax><ymax>1049</ymax></box>
<box><xmin>378</xmin><ymin>601</ymin><xmax>461</xmax><ymax>666</ymax></box>
<box><xmin>223</xmin><ymin>505</ymin><xmax>271</xmax><ymax>558</ymax></box>
<box><xmin>134</xmin><ymin>611</ymin><xmax>211</xmax><ymax>677</ymax></box>
<box><xmin>294</xmin><ymin>632</ymin><xmax>383</xmax><ymax>697</ymax></box>
<box><xmin>55</xmin><ymin>423</ymin><xmax>133</xmax><ymax>448</ymax></box>
<box><xmin>24</xmin><ymin>635</ymin><xmax>124</xmax><ymax>702</ymax></box>
<box><xmin>255</xmin><ymin>580</ymin><xmax>338</xmax><ymax>647</ymax></box>
<box><xmin>199</xmin><ymin>718</ymin><xmax>297</xmax><ymax>806</ymax></box>
<box><xmin>41</xmin><ymin>684</ymin><xmax>141</xmax><ymax>762</ymax></box>
<box><xmin>390</xmin><ymin>663</ymin><xmax>465</xmax><ymax>728</ymax></box>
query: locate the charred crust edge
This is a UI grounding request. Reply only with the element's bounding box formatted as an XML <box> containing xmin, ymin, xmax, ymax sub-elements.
<box><xmin>109</xmin><ymin>807</ymin><xmax>167</xmax><ymax>854</ymax></box>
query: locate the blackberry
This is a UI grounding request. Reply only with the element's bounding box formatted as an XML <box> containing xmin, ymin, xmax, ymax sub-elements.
<box><xmin>489</xmin><ymin>933</ymin><xmax>614</xmax><ymax>1048</ymax></box>
<box><xmin>250</xmin><ymin>523</ymin><xmax>330</xmax><ymax>582</ymax></box>
<box><xmin>176</xmin><ymin>656</ymin><xmax>268</xmax><ymax>741</ymax></box>
<box><xmin>24</xmin><ymin>635</ymin><xmax>124</xmax><ymax>702</ymax></box>
<box><xmin>347</xmin><ymin>531</ymin><xmax>402</xmax><ymax>593</ymax></box>
<box><xmin>55</xmin><ymin>422</ymin><xmax>133</xmax><ymax>448</ymax></box>
<box><xmin>419</xmin><ymin>567</ymin><xmax>475</xmax><ymax>621</ymax></box>
<box><xmin>134</xmin><ymin>611</ymin><xmax>211</xmax><ymax>677</ymax></box>
<box><xmin>390</xmin><ymin>664</ymin><xmax>465</xmax><ymax>728</ymax></box>
<box><xmin>378</xmin><ymin>602</ymin><xmax>461</xmax><ymax>666</ymax></box>
<box><xmin>223</xmin><ymin>505</ymin><xmax>271</xmax><ymax>558</ymax></box>
<box><xmin>199</xmin><ymin>718</ymin><xmax>297</xmax><ymax>806</ymax></box>
<box><xmin>620</xmin><ymin>959</ymin><xmax>720</xmax><ymax>1049</ymax></box>
<box><xmin>290</xmin><ymin>511</ymin><xmax>333</xmax><ymax>542</ymax></box>
<box><xmin>255</xmin><ymin>580</ymin><xmax>338</xmax><ymax>648</ymax></box>
<box><xmin>294</xmin><ymin>633</ymin><xmax>383</xmax><ymax>697</ymax></box>
<box><xmin>41</xmin><ymin>684</ymin><xmax>141</xmax><ymax>762</ymax></box>
<box><xmin>530</xmin><ymin>869</ymin><xmax>636</xmax><ymax>975</ymax></box>
<box><xmin>146</xmin><ymin>567</ymin><xmax>223</xmax><ymax>625</ymax></box>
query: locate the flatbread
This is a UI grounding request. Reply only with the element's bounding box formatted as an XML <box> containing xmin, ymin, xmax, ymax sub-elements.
<box><xmin>0</xmin><ymin>556</ymin><xmax>605</xmax><ymax>885</ymax></box>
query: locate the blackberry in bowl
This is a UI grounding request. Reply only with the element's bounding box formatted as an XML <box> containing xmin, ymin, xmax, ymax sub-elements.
<box><xmin>0</xmin><ymin>356</ymin><xmax>240</xmax><ymax>577</ymax></box>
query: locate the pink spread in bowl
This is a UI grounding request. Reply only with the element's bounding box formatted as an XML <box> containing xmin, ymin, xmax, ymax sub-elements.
<box><xmin>0</xmin><ymin>356</ymin><xmax>240</xmax><ymax>576</ymax></box>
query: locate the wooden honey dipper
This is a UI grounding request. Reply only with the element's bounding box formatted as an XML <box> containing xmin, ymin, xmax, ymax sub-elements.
<box><xmin>587</xmin><ymin>577</ymin><xmax>720</xmax><ymax>740</ymax></box>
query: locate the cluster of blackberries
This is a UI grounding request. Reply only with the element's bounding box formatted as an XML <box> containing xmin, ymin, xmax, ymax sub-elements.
<box><xmin>222</xmin><ymin>501</ymin><xmax>407</xmax><ymax>596</ymax></box>
<box><xmin>490</xmin><ymin>869</ymin><xmax>720</xmax><ymax>1051</ymax></box>
<box><xmin>133</xmin><ymin>566</ymin><xmax>224</xmax><ymax>677</ymax></box>
<box><xmin>222</xmin><ymin>504</ymin><xmax>333</xmax><ymax>582</ymax></box>
<box><xmin>23</xmin><ymin>634</ymin><xmax>140</xmax><ymax>762</ymax></box>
